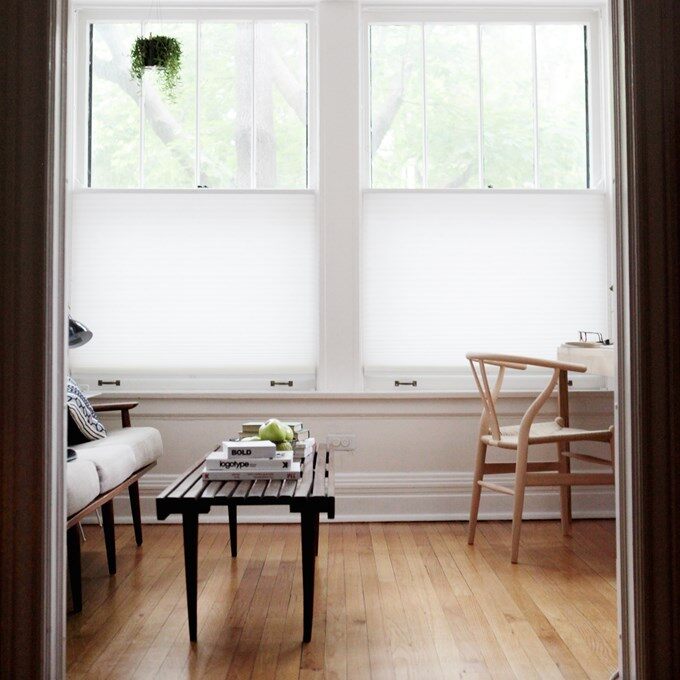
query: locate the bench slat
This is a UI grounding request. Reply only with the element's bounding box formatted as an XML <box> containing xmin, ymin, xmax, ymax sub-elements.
<box><xmin>264</xmin><ymin>480</ymin><xmax>282</xmax><ymax>498</ymax></box>
<box><xmin>279</xmin><ymin>479</ymin><xmax>297</xmax><ymax>498</ymax></box>
<box><xmin>294</xmin><ymin>452</ymin><xmax>316</xmax><ymax>498</ymax></box>
<box><xmin>326</xmin><ymin>451</ymin><xmax>335</xmax><ymax>498</ymax></box>
<box><xmin>233</xmin><ymin>481</ymin><xmax>253</xmax><ymax>498</ymax></box>
<box><xmin>202</xmin><ymin>481</ymin><xmax>224</xmax><ymax>498</ymax></box>
<box><xmin>311</xmin><ymin>450</ymin><xmax>327</xmax><ymax>498</ymax></box>
<box><xmin>158</xmin><ymin>458</ymin><xmax>205</xmax><ymax>499</ymax></box>
<box><xmin>249</xmin><ymin>480</ymin><xmax>268</xmax><ymax>498</ymax></box>
<box><xmin>185</xmin><ymin>478</ymin><xmax>210</xmax><ymax>499</ymax></box>
<box><xmin>216</xmin><ymin>481</ymin><xmax>238</xmax><ymax>498</ymax></box>
<box><xmin>168</xmin><ymin>466</ymin><xmax>206</xmax><ymax>499</ymax></box>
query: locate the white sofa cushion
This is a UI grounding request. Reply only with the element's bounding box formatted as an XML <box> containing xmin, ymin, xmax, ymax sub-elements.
<box><xmin>66</xmin><ymin>458</ymin><xmax>101</xmax><ymax>517</ymax></box>
<box><xmin>73</xmin><ymin>427</ymin><xmax>162</xmax><ymax>493</ymax></box>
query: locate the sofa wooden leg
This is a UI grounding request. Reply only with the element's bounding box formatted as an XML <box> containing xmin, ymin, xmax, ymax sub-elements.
<box><xmin>101</xmin><ymin>500</ymin><xmax>117</xmax><ymax>575</ymax></box>
<box><xmin>129</xmin><ymin>481</ymin><xmax>143</xmax><ymax>546</ymax></box>
<box><xmin>67</xmin><ymin>525</ymin><xmax>82</xmax><ymax>613</ymax></box>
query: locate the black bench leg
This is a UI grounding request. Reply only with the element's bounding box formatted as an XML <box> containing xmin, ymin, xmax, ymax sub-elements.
<box><xmin>300</xmin><ymin>510</ymin><xmax>319</xmax><ymax>643</ymax></box>
<box><xmin>129</xmin><ymin>481</ymin><xmax>143</xmax><ymax>546</ymax></box>
<box><xmin>228</xmin><ymin>504</ymin><xmax>238</xmax><ymax>557</ymax></box>
<box><xmin>101</xmin><ymin>499</ymin><xmax>116</xmax><ymax>575</ymax></box>
<box><xmin>67</xmin><ymin>525</ymin><xmax>82</xmax><ymax>613</ymax></box>
<box><xmin>314</xmin><ymin>513</ymin><xmax>319</xmax><ymax>557</ymax></box>
<box><xmin>182</xmin><ymin>511</ymin><xmax>199</xmax><ymax>642</ymax></box>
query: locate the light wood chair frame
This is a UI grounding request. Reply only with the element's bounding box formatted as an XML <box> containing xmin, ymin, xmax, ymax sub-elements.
<box><xmin>466</xmin><ymin>353</ymin><xmax>614</xmax><ymax>563</ymax></box>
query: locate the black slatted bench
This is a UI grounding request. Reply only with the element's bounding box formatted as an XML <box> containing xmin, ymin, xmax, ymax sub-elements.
<box><xmin>156</xmin><ymin>448</ymin><xmax>335</xmax><ymax>643</ymax></box>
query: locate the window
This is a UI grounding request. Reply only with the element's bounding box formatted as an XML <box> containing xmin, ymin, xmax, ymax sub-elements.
<box><xmin>369</xmin><ymin>22</ymin><xmax>590</xmax><ymax>189</ymax></box>
<box><xmin>70</xmin><ymin>10</ymin><xmax>317</xmax><ymax>391</ymax></box>
<box><xmin>363</xmin><ymin>11</ymin><xmax>610</xmax><ymax>390</ymax></box>
<box><xmin>69</xmin><ymin>5</ymin><xmax>611</xmax><ymax>393</ymax></box>
<box><xmin>87</xmin><ymin>19</ymin><xmax>308</xmax><ymax>189</ymax></box>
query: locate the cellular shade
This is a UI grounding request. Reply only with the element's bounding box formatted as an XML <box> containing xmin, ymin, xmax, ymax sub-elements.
<box><xmin>362</xmin><ymin>191</ymin><xmax>608</xmax><ymax>377</ymax></box>
<box><xmin>69</xmin><ymin>192</ymin><xmax>317</xmax><ymax>388</ymax></box>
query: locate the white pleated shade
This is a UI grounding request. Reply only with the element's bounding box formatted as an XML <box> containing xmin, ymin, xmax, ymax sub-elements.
<box><xmin>362</xmin><ymin>191</ymin><xmax>609</xmax><ymax>373</ymax></box>
<box><xmin>69</xmin><ymin>192</ymin><xmax>318</xmax><ymax>383</ymax></box>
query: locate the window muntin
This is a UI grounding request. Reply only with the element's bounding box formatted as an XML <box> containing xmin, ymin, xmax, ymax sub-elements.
<box><xmin>87</xmin><ymin>20</ymin><xmax>308</xmax><ymax>189</ymax></box>
<box><xmin>368</xmin><ymin>22</ymin><xmax>590</xmax><ymax>190</ymax></box>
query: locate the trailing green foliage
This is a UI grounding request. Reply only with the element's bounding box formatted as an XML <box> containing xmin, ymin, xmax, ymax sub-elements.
<box><xmin>130</xmin><ymin>35</ymin><xmax>182</xmax><ymax>98</ymax></box>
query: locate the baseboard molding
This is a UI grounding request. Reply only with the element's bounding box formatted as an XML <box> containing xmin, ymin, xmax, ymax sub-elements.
<box><xmin>89</xmin><ymin>471</ymin><xmax>615</xmax><ymax>525</ymax></box>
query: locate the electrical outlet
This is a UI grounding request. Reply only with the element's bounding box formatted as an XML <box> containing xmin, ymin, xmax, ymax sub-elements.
<box><xmin>326</xmin><ymin>434</ymin><xmax>356</xmax><ymax>451</ymax></box>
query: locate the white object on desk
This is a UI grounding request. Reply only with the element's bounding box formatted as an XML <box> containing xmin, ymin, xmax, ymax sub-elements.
<box><xmin>557</xmin><ymin>343</ymin><xmax>615</xmax><ymax>377</ymax></box>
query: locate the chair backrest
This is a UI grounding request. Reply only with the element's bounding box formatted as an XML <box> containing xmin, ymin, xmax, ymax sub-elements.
<box><xmin>466</xmin><ymin>353</ymin><xmax>588</xmax><ymax>443</ymax></box>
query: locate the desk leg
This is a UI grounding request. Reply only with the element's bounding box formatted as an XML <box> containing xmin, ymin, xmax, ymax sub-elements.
<box><xmin>558</xmin><ymin>370</ymin><xmax>573</xmax><ymax>536</ymax></box>
<box><xmin>228</xmin><ymin>504</ymin><xmax>238</xmax><ymax>557</ymax></box>
<box><xmin>300</xmin><ymin>510</ymin><xmax>319</xmax><ymax>642</ymax></box>
<box><xmin>182</xmin><ymin>510</ymin><xmax>199</xmax><ymax>642</ymax></box>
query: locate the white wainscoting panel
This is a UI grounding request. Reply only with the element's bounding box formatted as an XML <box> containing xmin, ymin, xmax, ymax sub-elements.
<box><xmin>89</xmin><ymin>391</ymin><xmax>616</xmax><ymax>524</ymax></box>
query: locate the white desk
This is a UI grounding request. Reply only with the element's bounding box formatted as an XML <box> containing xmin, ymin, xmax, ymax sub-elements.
<box><xmin>557</xmin><ymin>343</ymin><xmax>615</xmax><ymax>378</ymax></box>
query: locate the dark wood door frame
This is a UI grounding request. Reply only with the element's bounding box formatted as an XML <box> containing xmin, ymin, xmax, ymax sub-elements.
<box><xmin>614</xmin><ymin>0</ymin><xmax>680</xmax><ymax>676</ymax></box>
<box><xmin>1</xmin><ymin>0</ymin><xmax>680</xmax><ymax>676</ymax></box>
<box><xmin>0</xmin><ymin>0</ymin><xmax>67</xmax><ymax>678</ymax></box>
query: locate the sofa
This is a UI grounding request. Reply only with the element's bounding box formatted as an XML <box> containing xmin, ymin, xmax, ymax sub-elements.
<box><xmin>66</xmin><ymin>401</ymin><xmax>162</xmax><ymax>612</ymax></box>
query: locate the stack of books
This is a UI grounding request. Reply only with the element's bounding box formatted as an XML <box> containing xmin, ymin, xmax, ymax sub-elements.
<box><xmin>239</xmin><ymin>421</ymin><xmax>315</xmax><ymax>462</ymax></box>
<box><xmin>202</xmin><ymin>440</ymin><xmax>302</xmax><ymax>481</ymax></box>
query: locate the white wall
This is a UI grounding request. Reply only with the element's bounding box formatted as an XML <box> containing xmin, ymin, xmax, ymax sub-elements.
<box><xmin>99</xmin><ymin>390</ymin><xmax>615</xmax><ymax>523</ymax></box>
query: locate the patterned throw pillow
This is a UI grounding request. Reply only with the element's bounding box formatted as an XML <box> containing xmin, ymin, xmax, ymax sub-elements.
<box><xmin>66</xmin><ymin>377</ymin><xmax>106</xmax><ymax>443</ymax></box>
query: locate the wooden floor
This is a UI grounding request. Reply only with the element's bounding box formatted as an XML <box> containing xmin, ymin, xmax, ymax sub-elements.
<box><xmin>67</xmin><ymin>520</ymin><xmax>617</xmax><ymax>680</ymax></box>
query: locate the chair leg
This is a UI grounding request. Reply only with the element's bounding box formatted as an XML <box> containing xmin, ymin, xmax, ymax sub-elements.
<box><xmin>67</xmin><ymin>525</ymin><xmax>82</xmax><ymax>613</ymax></box>
<box><xmin>129</xmin><ymin>481</ymin><xmax>143</xmax><ymax>546</ymax></box>
<box><xmin>101</xmin><ymin>500</ymin><xmax>117</xmax><ymax>575</ymax></box>
<box><xmin>558</xmin><ymin>443</ymin><xmax>572</xmax><ymax>536</ymax></box>
<box><xmin>468</xmin><ymin>440</ymin><xmax>487</xmax><ymax>545</ymax></box>
<box><xmin>510</xmin><ymin>445</ymin><xmax>529</xmax><ymax>564</ymax></box>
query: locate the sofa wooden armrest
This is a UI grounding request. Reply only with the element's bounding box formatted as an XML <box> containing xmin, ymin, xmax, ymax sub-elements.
<box><xmin>92</xmin><ymin>401</ymin><xmax>139</xmax><ymax>428</ymax></box>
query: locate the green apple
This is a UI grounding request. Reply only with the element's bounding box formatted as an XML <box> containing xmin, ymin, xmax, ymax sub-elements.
<box><xmin>258</xmin><ymin>418</ymin><xmax>288</xmax><ymax>443</ymax></box>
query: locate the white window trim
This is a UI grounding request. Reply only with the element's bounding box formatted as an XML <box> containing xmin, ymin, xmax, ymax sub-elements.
<box><xmin>72</xmin><ymin>6</ymin><xmax>318</xmax><ymax>191</ymax></box>
<box><xmin>360</xmin><ymin>4</ymin><xmax>612</xmax><ymax>392</ymax></box>
<box><xmin>66</xmin><ymin>2</ymin><xmax>614</xmax><ymax>396</ymax></box>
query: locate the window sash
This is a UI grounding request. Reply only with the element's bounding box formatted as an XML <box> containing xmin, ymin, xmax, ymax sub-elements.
<box><xmin>362</xmin><ymin>7</ymin><xmax>604</xmax><ymax>192</ymax></box>
<box><xmin>74</xmin><ymin>8</ymin><xmax>317</xmax><ymax>191</ymax></box>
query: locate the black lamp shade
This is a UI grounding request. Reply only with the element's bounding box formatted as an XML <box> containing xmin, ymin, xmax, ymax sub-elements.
<box><xmin>68</xmin><ymin>318</ymin><xmax>93</xmax><ymax>348</ymax></box>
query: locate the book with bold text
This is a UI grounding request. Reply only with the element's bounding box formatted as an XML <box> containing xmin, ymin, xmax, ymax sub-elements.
<box><xmin>221</xmin><ymin>440</ymin><xmax>277</xmax><ymax>459</ymax></box>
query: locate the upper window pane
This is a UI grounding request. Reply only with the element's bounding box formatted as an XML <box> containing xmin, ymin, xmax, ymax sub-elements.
<box><xmin>368</xmin><ymin>21</ymin><xmax>590</xmax><ymax>190</ymax></box>
<box><xmin>199</xmin><ymin>22</ymin><xmax>252</xmax><ymax>188</ymax></box>
<box><xmin>143</xmin><ymin>22</ymin><xmax>197</xmax><ymax>189</ymax></box>
<box><xmin>425</xmin><ymin>24</ymin><xmax>479</xmax><ymax>188</ymax></box>
<box><xmin>255</xmin><ymin>23</ymin><xmax>308</xmax><ymax>189</ymax></box>
<box><xmin>481</xmin><ymin>24</ymin><xmax>535</xmax><ymax>188</ymax></box>
<box><xmin>90</xmin><ymin>23</ymin><xmax>142</xmax><ymax>188</ymax></box>
<box><xmin>370</xmin><ymin>25</ymin><xmax>424</xmax><ymax>188</ymax></box>
<box><xmin>536</xmin><ymin>25</ymin><xmax>588</xmax><ymax>189</ymax></box>
<box><xmin>87</xmin><ymin>19</ymin><xmax>308</xmax><ymax>189</ymax></box>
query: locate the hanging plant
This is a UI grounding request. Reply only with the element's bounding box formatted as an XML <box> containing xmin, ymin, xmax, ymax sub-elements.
<box><xmin>130</xmin><ymin>35</ymin><xmax>182</xmax><ymax>98</ymax></box>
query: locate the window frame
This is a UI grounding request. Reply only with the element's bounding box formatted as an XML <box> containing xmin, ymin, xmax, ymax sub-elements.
<box><xmin>362</xmin><ymin>6</ymin><xmax>606</xmax><ymax>193</ymax></box>
<box><xmin>73</xmin><ymin>6</ymin><xmax>318</xmax><ymax>192</ymax></box>
<box><xmin>360</xmin><ymin>6</ymin><xmax>612</xmax><ymax>392</ymax></box>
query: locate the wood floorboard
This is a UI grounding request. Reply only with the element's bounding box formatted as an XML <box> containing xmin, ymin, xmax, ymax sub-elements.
<box><xmin>67</xmin><ymin>520</ymin><xmax>618</xmax><ymax>679</ymax></box>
